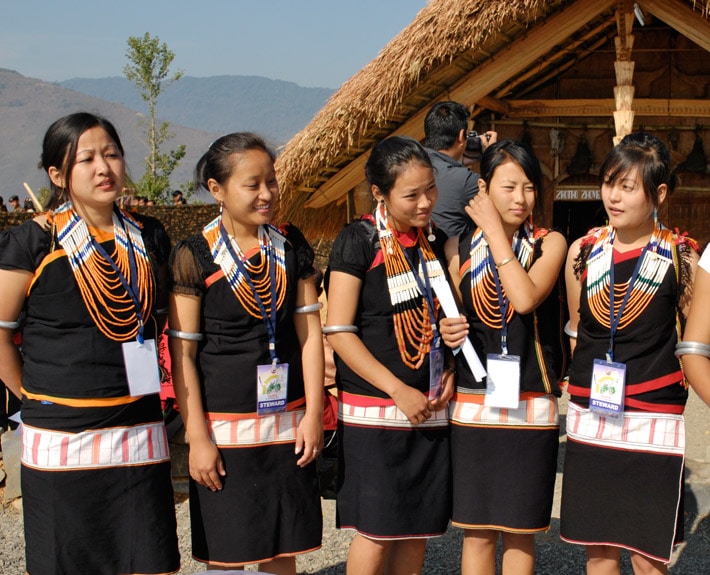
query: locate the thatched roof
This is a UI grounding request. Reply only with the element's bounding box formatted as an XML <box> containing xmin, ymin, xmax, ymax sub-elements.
<box><xmin>275</xmin><ymin>0</ymin><xmax>710</xmax><ymax>238</ymax></box>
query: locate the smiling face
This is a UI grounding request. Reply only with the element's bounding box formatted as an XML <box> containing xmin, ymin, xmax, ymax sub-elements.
<box><xmin>373</xmin><ymin>160</ymin><xmax>437</xmax><ymax>233</ymax></box>
<box><xmin>481</xmin><ymin>159</ymin><xmax>535</xmax><ymax>235</ymax></box>
<box><xmin>49</xmin><ymin>126</ymin><xmax>126</xmax><ymax>214</ymax></box>
<box><xmin>601</xmin><ymin>166</ymin><xmax>663</xmax><ymax>233</ymax></box>
<box><xmin>208</xmin><ymin>148</ymin><xmax>279</xmax><ymax>236</ymax></box>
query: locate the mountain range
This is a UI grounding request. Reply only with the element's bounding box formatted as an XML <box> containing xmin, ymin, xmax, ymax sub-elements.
<box><xmin>0</xmin><ymin>68</ymin><xmax>334</xmax><ymax>201</ymax></box>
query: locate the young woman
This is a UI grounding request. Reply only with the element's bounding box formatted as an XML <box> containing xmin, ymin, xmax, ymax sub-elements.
<box><xmin>440</xmin><ymin>140</ymin><xmax>567</xmax><ymax>575</ymax></box>
<box><xmin>560</xmin><ymin>132</ymin><xmax>698</xmax><ymax>574</ymax></box>
<box><xmin>0</xmin><ymin>112</ymin><xmax>179</xmax><ymax>575</ymax></box>
<box><xmin>325</xmin><ymin>136</ymin><xmax>454</xmax><ymax>575</ymax></box>
<box><xmin>168</xmin><ymin>133</ymin><xmax>323</xmax><ymax>574</ymax></box>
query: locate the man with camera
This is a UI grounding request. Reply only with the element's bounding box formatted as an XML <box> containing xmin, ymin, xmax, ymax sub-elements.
<box><xmin>423</xmin><ymin>101</ymin><xmax>496</xmax><ymax>238</ymax></box>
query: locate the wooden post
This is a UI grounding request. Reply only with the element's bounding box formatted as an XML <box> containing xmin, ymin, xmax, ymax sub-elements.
<box><xmin>613</xmin><ymin>0</ymin><xmax>636</xmax><ymax>145</ymax></box>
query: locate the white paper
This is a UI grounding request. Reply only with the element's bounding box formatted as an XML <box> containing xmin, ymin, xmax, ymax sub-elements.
<box><xmin>485</xmin><ymin>354</ymin><xmax>521</xmax><ymax>409</ymax></box>
<box><xmin>432</xmin><ymin>279</ymin><xmax>487</xmax><ymax>382</ymax></box>
<box><xmin>122</xmin><ymin>338</ymin><xmax>162</xmax><ymax>397</ymax></box>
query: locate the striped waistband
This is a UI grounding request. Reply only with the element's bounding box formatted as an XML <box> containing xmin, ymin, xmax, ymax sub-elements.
<box><xmin>22</xmin><ymin>421</ymin><xmax>170</xmax><ymax>471</ymax></box>
<box><xmin>339</xmin><ymin>391</ymin><xmax>449</xmax><ymax>429</ymax></box>
<box><xmin>566</xmin><ymin>401</ymin><xmax>685</xmax><ymax>456</ymax></box>
<box><xmin>450</xmin><ymin>392</ymin><xmax>559</xmax><ymax>428</ymax></box>
<box><xmin>207</xmin><ymin>409</ymin><xmax>304</xmax><ymax>446</ymax></box>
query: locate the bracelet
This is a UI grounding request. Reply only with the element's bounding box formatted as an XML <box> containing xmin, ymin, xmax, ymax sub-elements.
<box><xmin>496</xmin><ymin>256</ymin><xmax>516</xmax><ymax>269</ymax></box>
<box><xmin>564</xmin><ymin>320</ymin><xmax>578</xmax><ymax>339</ymax></box>
<box><xmin>322</xmin><ymin>325</ymin><xmax>358</xmax><ymax>334</ymax></box>
<box><xmin>0</xmin><ymin>319</ymin><xmax>20</xmax><ymax>330</ymax></box>
<box><xmin>165</xmin><ymin>328</ymin><xmax>204</xmax><ymax>341</ymax></box>
<box><xmin>444</xmin><ymin>365</ymin><xmax>457</xmax><ymax>375</ymax></box>
<box><xmin>155</xmin><ymin>307</ymin><xmax>169</xmax><ymax>315</ymax></box>
<box><xmin>294</xmin><ymin>302</ymin><xmax>323</xmax><ymax>314</ymax></box>
<box><xmin>675</xmin><ymin>341</ymin><xmax>710</xmax><ymax>359</ymax></box>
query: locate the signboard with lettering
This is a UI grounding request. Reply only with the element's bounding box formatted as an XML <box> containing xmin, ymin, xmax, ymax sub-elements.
<box><xmin>554</xmin><ymin>188</ymin><xmax>601</xmax><ymax>201</ymax></box>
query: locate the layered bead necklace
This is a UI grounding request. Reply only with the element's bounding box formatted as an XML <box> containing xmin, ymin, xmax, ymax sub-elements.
<box><xmin>52</xmin><ymin>201</ymin><xmax>154</xmax><ymax>342</ymax></box>
<box><xmin>375</xmin><ymin>203</ymin><xmax>445</xmax><ymax>369</ymax></box>
<box><xmin>468</xmin><ymin>223</ymin><xmax>537</xmax><ymax>330</ymax></box>
<box><xmin>585</xmin><ymin>224</ymin><xmax>674</xmax><ymax>330</ymax></box>
<box><xmin>202</xmin><ymin>216</ymin><xmax>286</xmax><ymax>319</ymax></box>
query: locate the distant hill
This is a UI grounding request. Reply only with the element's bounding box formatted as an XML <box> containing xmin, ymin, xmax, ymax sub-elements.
<box><xmin>0</xmin><ymin>69</ymin><xmax>334</xmax><ymax>201</ymax></box>
<box><xmin>60</xmin><ymin>75</ymin><xmax>335</xmax><ymax>144</ymax></box>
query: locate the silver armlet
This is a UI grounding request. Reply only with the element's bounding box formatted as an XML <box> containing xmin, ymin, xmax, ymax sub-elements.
<box><xmin>294</xmin><ymin>302</ymin><xmax>323</xmax><ymax>314</ymax></box>
<box><xmin>322</xmin><ymin>324</ymin><xmax>358</xmax><ymax>334</ymax></box>
<box><xmin>165</xmin><ymin>328</ymin><xmax>204</xmax><ymax>341</ymax></box>
<box><xmin>0</xmin><ymin>319</ymin><xmax>20</xmax><ymax>330</ymax></box>
<box><xmin>564</xmin><ymin>321</ymin><xmax>578</xmax><ymax>339</ymax></box>
<box><xmin>675</xmin><ymin>341</ymin><xmax>710</xmax><ymax>359</ymax></box>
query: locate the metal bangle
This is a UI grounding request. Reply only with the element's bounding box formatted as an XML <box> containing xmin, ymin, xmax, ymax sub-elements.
<box><xmin>155</xmin><ymin>307</ymin><xmax>169</xmax><ymax>315</ymax></box>
<box><xmin>294</xmin><ymin>302</ymin><xmax>323</xmax><ymax>314</ymax></box>
<box><xmin>496</xmin><ymin>256</ymin><xmax>516</xmax><ymax>269</ymax></box>
<box><xmin>322</xmin><ymin>324</ymin><xmax>358</xmax><ymax>334</ymax></box>
<box><xmin>0</xmin><ymin>319</ymin><xmax>20</xmax><ymax>330</ymax></box>
<box><xmin>165</xmin><ymin>328</ymin><xmax>204</xmax><ymax>341</ymax></box>
<box><xmin>564</xmin><ymin>321</ymin><xmax>578</xmax><ymax>339</ymax></box>
<box><xmin>675</xmin><ymin>341</ymin><xmax>710</xmax><ymax>359</ymax></box>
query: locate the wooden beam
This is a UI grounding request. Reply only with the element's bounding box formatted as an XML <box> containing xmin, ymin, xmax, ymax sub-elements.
<box><xmin>503</xmin><ymin>98</ymin><xmax>710</xmax><ymax>118</ymax></box>
<box><xmin>305</xmin><ymin>0</ymin><xmax>617</xmax><ymax>208</ymax></box>
<box><xmin>637</xmin><ymin>0</ymin><xmax>710</xmax><ymax>52</ymax></box>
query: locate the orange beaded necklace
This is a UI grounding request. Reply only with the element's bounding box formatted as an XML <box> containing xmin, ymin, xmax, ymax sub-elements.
<box><xmin>52</xmin><ymin>201</ymin><xmax>155</xmax><ymax>342</ymax></box>
<box><xmin>375</xmin><ymin>202</ymin><xmax>445</xmax><ymax>369</ymax></box>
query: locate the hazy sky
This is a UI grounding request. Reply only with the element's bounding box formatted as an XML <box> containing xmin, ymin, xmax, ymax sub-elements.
<box><xmin>1</xmin><ymin>0</ymin><xmax>428</xmax><ymax>89</ymax></box>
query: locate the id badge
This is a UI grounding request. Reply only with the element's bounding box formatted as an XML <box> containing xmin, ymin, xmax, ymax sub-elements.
<box><xmin>257</xmin><ymin>363</ymin><xmax>289</xmax><ymax>415</ymax></box>
<box><xmin>485</xmin><ymin>353</ymin><xmax>521</xmax><ymax>409</ymax></box>
<box><xmin>590</xmin><ymin>358</ymin><xmax>626</xmax><ymax>417</ymax></box>
<box><xmin>122</xmin><ymin>338</ymin><xmax>161</xmax><ymax>397</ymax></box>
<box><xmin>428</xmin><ymin>347</ymin><xmax>444</xmax><ymax>400</ymax></box>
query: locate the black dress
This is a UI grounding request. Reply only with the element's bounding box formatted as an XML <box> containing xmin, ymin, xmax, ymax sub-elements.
<box><xmin>560</xmin><ymin>226</ymin><xmax>692</xmax><ymax>563</ymax></box>
<box><xmin>326</xmin><ymin>217</ymin><xmax>451</xmax><ymax>539</ymax></box>
<box><xmin>0</xmin><ymin>214</ymin><xmax>179</xmax><ymax>575</ymax></box>
<box><xmin>449</xmin><ymin>226</ymin><xmax>562</xmax><ymax>533</ymax></box>
<box><xmin>169</xmin><ymin>222</ymin><xmax>322</xmax><ymax>566</ymax></box>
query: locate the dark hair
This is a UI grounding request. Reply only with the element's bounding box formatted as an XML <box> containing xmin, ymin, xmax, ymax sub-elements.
<box><xmin>479</xmin><ymin>139</ymin><xmax>545</xmax><ymax>211</ymax></box>
<box><xmin>423</xmin><ymin>101</ymin><xmax>470</xmax><ymax>150</ymax></box>
<box><xmin>40</xmin><ymin>112</ymin><xmax>125</xmax><ymax>210</ymax></box>
<box><xmin>195</xmin><ymin>132</ymin><xmax>276</xmax><ymax>191</ymax></box>
<box><xmin>365</xmin><ymin>136</ymin><xmax>433</xmax><ymax>197</ymax></box>
<box><xmin>599</xmin><ymin>132</ymin><xmax>676</xmax><ymax>207</ymax></box>
<box><xmin>9</xmin><ymin>195</ymin><xmax>19</xmax><ymax>202</ymax></box>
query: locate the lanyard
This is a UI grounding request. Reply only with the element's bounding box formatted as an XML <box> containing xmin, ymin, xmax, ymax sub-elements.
<box><xmin>220</xmin><ymin>224</ymin><xmax>279</xmax><ymax>364</ymax></box>
<box><xmin>90</xmin><ymin>212</ymin><xmax>146</xmax><ymax>343</ymax></box>
<box><xmin>488</xmin><ymin>234</ymin><xmax>523</xmax><ymax>356</ymax></box>
<box><xmin>401</xmin><ymin>243</ymin><xmax>440</xmax><ymax>348</ymax></box>
<box><xmin>606</xmin><ymin>235</ymin><xmax>651</xmax><ymax>362</ymax></box>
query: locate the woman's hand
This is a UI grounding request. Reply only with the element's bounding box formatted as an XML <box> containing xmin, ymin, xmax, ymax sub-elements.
<box><xmin>440</xmin><ymin>315</ymin><xmax>469</xmax><ymax>349</ymax></box>
<box><xmin>295</xmin><ymin>412</ymin><xmax>323</xmax><ymax>468</ymax></box>
<box><xmin>391</xmin><ymin>383</ymin><xmax>434</xmax><ymax>425</ymax></box>
<box><xmin>188</xmin><ymin>436</ymin><xmax>226</xmax><ymax>492</ymax></box>
<box><xmin>465</xmin><ymin>192</ymin><xmax>504</xmax><ymax>238</ymax></box>
<box><xmin>431</xmin><ymin>368</ymin><xmax>455</xmax><ymax>411</ymax></box>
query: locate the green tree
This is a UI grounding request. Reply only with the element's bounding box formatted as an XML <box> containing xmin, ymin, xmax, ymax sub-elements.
<box><xmin>124</xmin><ymin>32</ymin><xmax>185</xmax><ymax>203</ymax></box>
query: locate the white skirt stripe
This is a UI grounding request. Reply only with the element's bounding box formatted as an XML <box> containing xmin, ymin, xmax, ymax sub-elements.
<box><xmin>566</xmin><ymin>402</ymin><xmax>685</xmax><ymax>456</ymax></box>
<box><xmin>207</xmin><ymin>409</ymin><xmax>303</xmax><ymax>446</ymax></box>
<box><xmin>450</xmin><ymin>394</ymin><xmax>559</xmax><ymax>428</ymax></box>
<box><xmin>339</xmin><ymin>401</ymin><xmax>449</xmax><ymax>429</ymax></box>
<box><xmin>22</xmin><ymin>422</ymin><xmax>170</xmax><ymax>470</ymax></box>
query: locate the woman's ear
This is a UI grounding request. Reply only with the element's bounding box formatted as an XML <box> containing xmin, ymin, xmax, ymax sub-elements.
<box><xmin>371</xmin><ymin>184</ymin><xmax>384</xmax><ymax>205</ymax></box>
<box><xmin>207</xmin><ymin>178</ymin><xmax>223</xmax><ymax>203</ymax></box>
<box><xmin>477</xmin><ymin>179</ymin><xmax>487</xmax><ymax>195</ymax></box>
<box><xmin>48</xmin><ymin>167</ymin><xmax>65</xmax><ymax>190</ymax></box>
<box><xmin>656</xmin><ymin>183</ymin><xmax>668</xmax><ymax>206</ymax></box>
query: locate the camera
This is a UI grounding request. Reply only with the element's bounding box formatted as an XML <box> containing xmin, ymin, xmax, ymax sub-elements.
<box><xmin>465</xmin><ymin>131</ymin><xmax>490</xmax><ymax>156</ymax></box>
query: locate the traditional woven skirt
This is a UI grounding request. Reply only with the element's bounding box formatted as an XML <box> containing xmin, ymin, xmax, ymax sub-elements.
<box><xmin>21</xmin><ymin>421</ymin><xmax>180</xmax><ymax>575</ymax></box>
<box><xmin>560</xmin><ymin>402</ymin><xmax>685</xmax><ymax>563</ymax></box>
<box><xmin>449</xmin><ymin>392</ymin><xmax>559</xmax><ymax>532</ymax></box>
<box><xmin>189</xmin><ymin>410</ymin><xmax>322</xmax><ymax>566</ymax></box>
<box><xmin>336</xmin><ymin>391</ymin><xmax>451</xmax><ymax>539</ymax></box>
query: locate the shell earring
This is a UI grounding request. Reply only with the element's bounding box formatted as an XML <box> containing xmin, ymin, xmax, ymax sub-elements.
<box><xmin>427</xmin><ymin>221</ymin><xmax>436</xmax><ymax>242</ymax></box>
